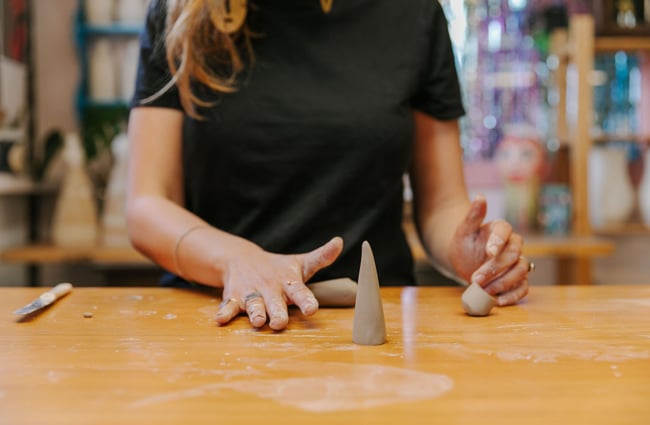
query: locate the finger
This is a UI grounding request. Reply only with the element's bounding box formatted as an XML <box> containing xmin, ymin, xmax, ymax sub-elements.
<box><xmin>284</xmin><ymin>280</ymin><xmax>319</xmax><ymax>316</ymax></box>
<box><xmin>471</xmin><ymin>233</ymin><xmax>523</xmax><ymax>287</ymax></box>
<box><xmin>485</xmin><ymin>219</ymin><xmax>512</xmax><ymax>257</ymax></box>
<box><xmin>299</xmin><ymin>236</ymin><xmax>344</xmax><ymax>281</ymax></box>
<box><xmin>496</xmin><ymin>279</ymin><xmax>529</xmax><ymax>306</ymax></box>
<box><xmin>482</xmin><ymin>254</ymin><xmax>528</xmax><ymax>296</ymax></box>
<box><xmin>265</xmin><ymin>296</ymin><xmax>289</xmax><ymax>331</ymax></box>
<box><xmin>215</xmin><ymin>297</ymin><xmax>242</xmax><ymax>325</ymax></box>
<box><xmin>244</xmin><ymin>292</ymin><xmax>267</xmax><ymax>328</ymax></box>
<box><xmin>455</xmin><ymin>194</ymin><xmax>487</xmax><ymax>237</ymax></box>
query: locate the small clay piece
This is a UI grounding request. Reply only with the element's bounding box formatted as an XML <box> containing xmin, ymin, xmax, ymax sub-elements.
<box><xmin>461</xmin><ymin>282</ymin><xmax>497</xmax><ymax>316</ymax></box>
<box><xmin>83</xmin><ymin>312</ymin><xmax>93</xmax><ymax>318</ymax></box>
<box><xmin>308</xmin><ymin>278</ymin><xmax>357</xmax><ymax>307</ymax></box>
<box><xmin>352</xmin><ymin>241</ymin><xmax>386</xmax><ymax>345</ymax></box>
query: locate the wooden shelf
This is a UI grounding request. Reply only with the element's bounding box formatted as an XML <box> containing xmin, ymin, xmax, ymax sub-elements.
<box><xmin>0</xmin><ymin>128</ymin><xmax>24</xmax><ymax>142</ymax></box>
<box><xmin>403</xmin><ymin>220</ymin><xmax>615</xmax><ymax>263</ymax></box>
<box><xmin>594</xmin><ymin>222</ymin><xmax>650</xmax><ymax>236</ymax></box>
<box><xmin>595</xmin><ymin>36</ymin><xmax>650</xmax><ymax>52</ymax></box>
<box><xmin>591</xmin><ymin>133</ymin><xmax>650</xmax><ymax>144</ymax></box>
<box><xmin>520</xmin><ymin>235</ymin><xmax>615</xmax><ymax>257</ymax></box>
<box><xmin>0</xmin><ymin>176</ymin><xmax>56</xmax><ymax>196</ymax></box>
<box><xmin>0</xmin><ymin>245</ymin><xmax>153</xmax><ymax>266</ymax></box>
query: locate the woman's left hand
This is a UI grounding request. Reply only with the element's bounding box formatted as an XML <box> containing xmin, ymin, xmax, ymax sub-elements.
<box><xmin>449</xmin><ymin>195</ymin><xmax>530</xmax><ymax>306</ymax></box>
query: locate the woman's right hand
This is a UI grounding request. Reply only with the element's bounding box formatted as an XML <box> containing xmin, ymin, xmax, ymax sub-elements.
<box><xmin>214</xmin><ymin>236</ymin><xmax>344</xmax><ymax>330</ymax></box>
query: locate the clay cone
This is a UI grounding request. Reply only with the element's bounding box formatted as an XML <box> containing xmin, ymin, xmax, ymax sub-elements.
<box><xmin>352</xmin><ymin>241</ymin><xmax>386</xmax><ymax>345</ymax></box>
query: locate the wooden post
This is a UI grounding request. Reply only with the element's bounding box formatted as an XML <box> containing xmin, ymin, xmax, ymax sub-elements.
<box><xmin>569</xmin><ymin>14</ymin><xmax>595</xmax><ymax>238</ymax></box>
<box><xmin>568</xmin><ymin>15</ymin><xmax>595</xmax><ymax>284</ymax></box>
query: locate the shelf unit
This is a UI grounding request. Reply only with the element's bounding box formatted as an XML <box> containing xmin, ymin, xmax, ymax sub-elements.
<box><xmin>595</xmin><ymin>36</ymin><xmax>650</xmax><ymax>52</ymax></box>
<box><xmin>2</xmin><ymin>9</ymin><xmax>641</xmax><ymax>286</ymax></box>
<box><xmin>594</xmin><ymin>0</ymin><xmax>650</xmax><ymax>37</ymax></box>
<box><xmin>73</xmin><ymin>0</ymin><xmax>142</xmax><ymax>163</ymax></box>
<box><xmin>593</xmin><ymin>31</ymin><xmax>650</xmax><ymax>237</ymax></box>
<box><xmin>0</xmin><ymin>244</ymin><xmax>150</xmax><ymax>266</ymax></box>
<box><xmin>553</xmin><ymin>13</ymin><xmax>650</xmax><ymax>282</ymax></box>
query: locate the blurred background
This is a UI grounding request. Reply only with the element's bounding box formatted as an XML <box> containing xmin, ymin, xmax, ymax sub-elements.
<box><xmin>1</xmin><ymin>0</ymin><xmax>649</xmax><ymax>287</ymax></box>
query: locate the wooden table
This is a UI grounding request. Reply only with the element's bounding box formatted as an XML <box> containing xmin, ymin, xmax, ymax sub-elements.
<box><xmin>1</xmin><ymin>286</ymin><xmax>649</xmax><ymax>424</ymax></box>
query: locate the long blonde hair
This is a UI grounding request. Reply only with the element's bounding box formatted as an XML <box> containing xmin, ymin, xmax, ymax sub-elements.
<box><xmin>164</xmin><ymin>0</ymin><xmax>254</xmax><ymax>118</ymax></box>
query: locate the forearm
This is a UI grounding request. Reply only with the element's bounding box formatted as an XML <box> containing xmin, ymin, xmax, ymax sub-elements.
<box><xmin>127</xmin><ymin>195</ymin><xmax>258</xmax><ymax>287</ymax></box>
<box><xmin>416</xmin><ymin>197</ymin><xmax>470</xmax><ymax>278</ymax></box>
<box><xmin>410</xmin><ymin>111</ymin><xmax>470</xmax><ymax>281</ymax></box>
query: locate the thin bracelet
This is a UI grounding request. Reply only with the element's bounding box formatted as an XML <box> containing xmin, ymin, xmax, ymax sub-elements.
<box><xmin>173</xmin><ymin>224</ymin><xmax>209</xmax><ymax>279</ymax></box>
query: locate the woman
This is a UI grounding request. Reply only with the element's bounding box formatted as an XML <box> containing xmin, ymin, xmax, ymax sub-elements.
<box><xmin>127</xmin><ymin>0</ymin><xmax>530</xmax><ymax>331</ymax></box>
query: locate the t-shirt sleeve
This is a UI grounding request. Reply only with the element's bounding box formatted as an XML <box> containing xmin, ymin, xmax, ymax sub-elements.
<box><xmin>410</xmin><ymin>1</ymin><xmax>465</xmax><ymax>120</ymax></box>
<box><xmin>130</xmin><ymin>0</ymin><xmax>182</xmax><ymax>110</ymax></box>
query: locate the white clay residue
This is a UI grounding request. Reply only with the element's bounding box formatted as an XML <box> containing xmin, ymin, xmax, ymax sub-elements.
<box><xmin>424</xmin><ymin>341</ymin><xmax>650</xmax><ymax>364</ymax></box>
<box><xmin>131</xmin><ymin>361</ymin><xmax>453</xmax><ymax>412</ymax></box>
<box><xmin>198</xmin><ymin>306</ymin><xmax>219</xmax><ymax>318</ymax></box>
<box><xmin>610</xmin><ymin>298</ymin><xmax>650</xmax><ymax>308</ymax></box>
<box><xmin>232</xmin><ymin>366</ymin><xmax>451</xmax><ymax>412</ymax></box>
<box><xmin>610</xmin><ymin>364</ymin><xmax>623</xmax><ymax>378</ymax></box>
<box><xmin>47</xmin><ymin>370</ymin><xmax>67</xmax><ymax>383</ymax></box>
<box><xmin>163</xmin><ymin>313</ymin><xmax>177</xmax><ymax>320</ymax></box>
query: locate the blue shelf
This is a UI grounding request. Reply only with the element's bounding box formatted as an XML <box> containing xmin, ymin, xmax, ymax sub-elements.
<box><xmin>74</xmin><ymin>0</ymin><xmax>142</xmax><ymax>120</ymax></box>
<box><xmin>82</xmin><ymin>24</ymin><xmax>143</xmax><ymax>37</ymax></box>
<box><xmin>82</xmin><ymin>99</ymin><xmax>130</xmax><ymax>109</ymax></box>
<box><xmin>74</xmin><ymin>0</ymin><xmax>142</xmax><ymax>158</ymax></box>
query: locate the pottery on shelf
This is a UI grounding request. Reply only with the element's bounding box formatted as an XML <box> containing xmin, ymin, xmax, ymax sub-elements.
<box><xmin>588</xmin><ymin>146</ymin><xmax>635</xmax><ymax>229</ymax></box>
<box><xmin>100</xmin><ymin>133</ymin><xmax>130</xmax><ymax>247</ymax></box>
<box><xmin>51</xmin><ymin>133</ymin><xmax>98</xmax><ymax>247</ymax></box>
<box><xmin>84</xmin><ymin>0</ymin><xmax>114</xmax><ymax>25</ymax></box>
<box><xmin>88</xmin><ymin>39</ymin><xmax>117</xmax><ymax>101</ymax></box>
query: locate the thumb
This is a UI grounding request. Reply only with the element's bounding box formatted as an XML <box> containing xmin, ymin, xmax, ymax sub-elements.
<box><xmin>299</xmin><ymin>236</ymin><xmax>344</xmax><ymax>281</ymax></box>
<box><xmin>455</xmin><ymin>194</ymin><xmax>487</xmax><ymax>237</ymax></box>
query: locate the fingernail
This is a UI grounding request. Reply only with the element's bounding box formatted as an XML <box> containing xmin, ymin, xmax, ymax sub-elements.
<box><xmin>269</xmin><ymin>314</ymin><xmax>288</xmax><ymax>330</ymax></box>
<box><xmin>472</xmin><ymin>273</ymin><xmax>486</xmax><ymax>286</ymax></box>
<box><xmin>271</xmin><ymin>312</ymin><xmax>287</xmax><ymax>321</ymax></box>
<box><xmin>301</xmin><ymin>300</ymin><xmax>318</xmax><ymax>316</ymax></box>
<box><xmin>487</xmin><ymin>235</ymin><xmax>504</xmax><ymax>256</ymax></box>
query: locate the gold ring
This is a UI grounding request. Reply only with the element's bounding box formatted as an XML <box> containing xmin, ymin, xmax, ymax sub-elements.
<box><xmin>521</xmin><ymin>256</ymin><xmax>535</xmax><ymax>273</ymax></box>
<box><xmin>219</xmin><ymin>297</ymin><xmax>239</xmax><ymax>309</ymax></box>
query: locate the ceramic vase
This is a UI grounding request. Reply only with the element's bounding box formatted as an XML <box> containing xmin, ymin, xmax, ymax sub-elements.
<box><xmin>51</xmin><ymin>133</ymin><xmax>98</xmax><ymax>247</ymax></box>
<box><xmin>88</xmin><ymin>39</ymin><xmax>117</xmax><ymax>101</ymax></box>
<box><xmin>588</xmin><ymin>146</ymin><xmax>635</xmax><ymax>229</ymax></box>
<box><xmin>84</xmin><ymin>0</ymin><xmax>114</xmax><ymax>25</ymax></box>
<box><xmin>115</xmin><ymin>0</ymin><xmax>145</xmax><ymax>25</ymax></box>
<box><xmin>101</xmin><ymin>133</ymin><xmax>130</xmax><ymax>247</ymax></box>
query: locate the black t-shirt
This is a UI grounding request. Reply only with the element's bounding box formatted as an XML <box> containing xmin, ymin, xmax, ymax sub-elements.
<box><xmin>132</xmin><ymin>0</ymin><xmax>465</xmax><ymax>286</ymax></box>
